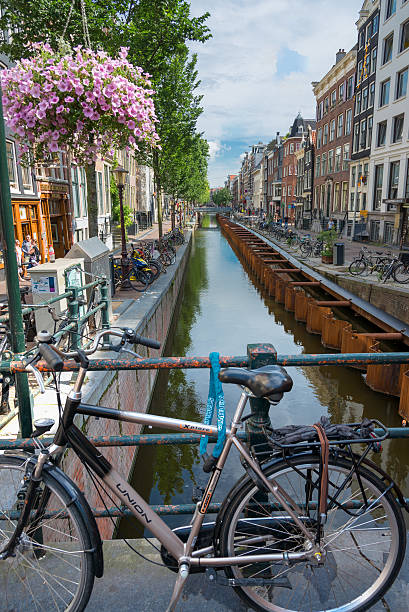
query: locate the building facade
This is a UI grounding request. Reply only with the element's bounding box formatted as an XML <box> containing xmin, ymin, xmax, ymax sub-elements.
<box><xmin>350</xmin><ymin>0</ymin><xmax>380</xmax><ymax>240</ymax></box>
<box><xmin>295</xmin><ymin>128</ymin><xmax>316</xmax><ymax>229</ymax></box>
<box><xmin>282</xmin><ymin>114</ymin><xmax>315</xmax><ymax>223</ymax></box>
<box><xmin>367</xmin><ymin>0</ymin><xmax>409</xmax><ymax>245</ymax></box>
<box><xmin>313</xmin><ymin>47</ymin><xmax>357</xmax><ymax>231</ymax></box>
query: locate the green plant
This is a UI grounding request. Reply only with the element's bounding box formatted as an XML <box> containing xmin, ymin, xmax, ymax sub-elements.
<box><xmin>318</xmin><ymin>229</ymin><xmax>338</xmax><ymax>256</ymax></box>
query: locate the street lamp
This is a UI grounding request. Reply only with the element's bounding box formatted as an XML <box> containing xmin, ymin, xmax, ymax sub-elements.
<box><xmin>112</xmin><ymin>165</ymin><xmax>130</xmax><ymax>289</ymax></box>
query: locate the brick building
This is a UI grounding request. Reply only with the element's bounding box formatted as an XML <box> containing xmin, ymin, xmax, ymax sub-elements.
<box><xmin>312</xmin><ymin>47</ymin><xmax>357</xmax><ymax>231</ymax></box>
<box><xmin>282</xmin><ymin>114</ymin><xmax>315</xmax><ymax>222</ymax></box>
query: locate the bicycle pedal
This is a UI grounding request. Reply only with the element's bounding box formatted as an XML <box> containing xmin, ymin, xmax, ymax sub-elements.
<box><xmin>192</xmin><ymin>486</ymin><xmax>205</xmax><ymax>503</ymax></box>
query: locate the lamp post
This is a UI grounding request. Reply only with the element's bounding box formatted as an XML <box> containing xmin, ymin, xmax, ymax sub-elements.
<box><xmin>112</xmin><ymin>165</ymin><xmax>130</xmax><ymax>289</ymax></box>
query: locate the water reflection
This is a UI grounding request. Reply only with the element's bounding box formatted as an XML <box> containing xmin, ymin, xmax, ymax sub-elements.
<box><xmin>119</xmin><ymin>218</ymin><xmax>408</xmax><ymax>537</ymax></box>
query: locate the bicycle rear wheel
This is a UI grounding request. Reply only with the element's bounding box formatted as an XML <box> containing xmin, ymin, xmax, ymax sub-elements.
<box><xmin>219</xmin><ymin>454</ymin><xmax>405</xmax><ymax>612</ymax></box>
<box><xmin>128</xmin><ymin>268</ymin><xmax>150</xmax><ymax>291</ymax></box>
<box><xmin>393</xmin><ymin>262</ymin><xmax>409</xmax><ymax>284</ymax></box>
<box><xmin>348</xmin><ymin>259</ymin><xmax>366</xmax><ymax>276</ymax></box>
<box><xmin>0</xmin><ymin>455</ymin><xmax>94</xmax><ymax>611</ymax></box>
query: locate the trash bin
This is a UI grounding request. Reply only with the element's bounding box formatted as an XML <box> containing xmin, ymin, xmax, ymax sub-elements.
<box><xmin>333</xmin><ymin>242</ymin><xmax>345</xmax><ymax>266</ymax></box>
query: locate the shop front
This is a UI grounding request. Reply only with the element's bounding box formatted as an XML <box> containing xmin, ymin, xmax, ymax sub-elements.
<box><xmin>39</xmin><ymin>182</ymin><xmax>72</xmax><ymax>258</ymax></box>
<box><xmin>12</xmin><ymin>199</ymin><xmax>50</xmax><ymax>263</ymax></box>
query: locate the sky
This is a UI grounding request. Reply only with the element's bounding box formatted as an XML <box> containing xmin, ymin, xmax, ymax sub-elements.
<box><xmin>189</xmin><ymin>0</ymin><xmax>362</xmax><ymax>187</ymax></box>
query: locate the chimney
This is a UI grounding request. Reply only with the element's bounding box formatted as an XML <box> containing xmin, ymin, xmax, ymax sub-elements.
<box><xmin>336</xmin><ymin>49</ymin><xmax>346</xmax><ymax>64</ymax></box>
<box><xmin>276</xmin><ymin>131</ymin><xmax>281</xmax><ymax>145</ymax></box>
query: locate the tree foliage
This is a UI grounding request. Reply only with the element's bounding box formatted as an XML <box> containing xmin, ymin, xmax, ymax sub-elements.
<box><xmin>0</xmin><ymin>1</ymin><xmax>211</xmax><ymax>233</ymax></box>
<box><xmin>212</xmin><ymin>187</ymin><xmax>232</xmax><ymax>207</ymax></box>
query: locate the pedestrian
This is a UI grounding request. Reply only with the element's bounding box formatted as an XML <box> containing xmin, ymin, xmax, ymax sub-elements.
<box><xmin>15</xmin><ymin>239</ymin><xmax>25</xmax><ymax>280</ymax></box>
<box><xmin>21</xmin><ymin>234</ymin><xmax>34</xmax><ymax>266</ymax></box>
<box><xmin>30</xmin><ymin>238</ymin><xmax>40</xmax><ymax>267</ymax></box>
<box><xmin>328</xmin><ymin>218</ymin><xmax>334</xmax><ymax>231</ymax></box>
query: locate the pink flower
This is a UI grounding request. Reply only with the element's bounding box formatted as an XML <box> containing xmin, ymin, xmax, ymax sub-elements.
<box><xmin>65</xmin><ymin>96</ymin><xmax>74</xmax><ymax>103</ymax></box>
<box><xmin>56</xmin><ymin>105</ymin><xmax>65</xmax><ymax>114</ymax></box>
<box><xmin>75</xmin><ymin>84</ymin><xmax>84</xmax><ymax>96</ymax></box>
<box><xmin>48</xmin><ymin>141</ymin><xmax>59</xmax><ymax>152</ymax></box>
<box><xmin>50</xmin><ymin>94</ymin><xmax>59</xmax><ymax>104</ymax></box>
<box><xmin>36</xmin><ymin>109</ymin><xmax>46</xmax><ymax>119</ymax></box>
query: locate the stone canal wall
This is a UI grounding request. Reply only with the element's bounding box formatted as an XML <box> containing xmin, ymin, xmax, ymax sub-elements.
<box><xmin>63</xmin><ymin>232</ymin><xmax>193</xmax><ymax>539</ymax></box>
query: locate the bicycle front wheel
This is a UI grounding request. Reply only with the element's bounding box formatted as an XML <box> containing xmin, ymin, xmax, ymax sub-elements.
<box><xmin>0</xmin><ymin>455</ymin><xmax>95</xmax><ymax>611</ymax></box>
<box><xmin>348</xmin><ymin>259</ymin><xmax>366</xmax><ymax>276</ymax></box>
<box><xmin>219</xmin><ymin>454</ymin><xmax>405</xmax><ymax>612</ymax></box>
<box><xmin>393</xmin><ymin>262</ymin><xmax>409</xmax><ymax>284</ymax></box>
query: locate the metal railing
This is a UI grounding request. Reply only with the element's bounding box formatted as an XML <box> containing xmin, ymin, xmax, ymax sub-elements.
<box><xmin>1</xmin><ymin>344</ymin><xmax>409</xmax><ymax>516</ymax></box>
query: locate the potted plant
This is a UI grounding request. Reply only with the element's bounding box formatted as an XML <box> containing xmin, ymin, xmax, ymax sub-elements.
<box><xmin>318</xmin><ymin>229</ymin><xmax>338</xmax><ymax>264</ymax></box>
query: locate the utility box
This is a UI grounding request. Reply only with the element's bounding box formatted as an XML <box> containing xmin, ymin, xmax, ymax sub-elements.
<box><xmin>333</xmin><ymin>242</ymin><xmax>345</xmax><ymax>266</ymax></box>
<box><xmin>30</xmin><ymin>258</ymin><xmax>84</xmax><ymax>335</ymax></box>
<box><xmin>65</xmin><ymin>237</ymin><xmax>112</xmax><ymax>321</ymax></box>
<box><xmin>66</xmin><ymin>237</ymin><xmax>111</xmax><ymax>295</ymax></box>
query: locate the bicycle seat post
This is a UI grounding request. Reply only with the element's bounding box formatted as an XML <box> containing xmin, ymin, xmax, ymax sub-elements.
<box><xmin>246</xmin><ymin>343</ymin><xmax>277</xmax><ymax>456</ymax></box>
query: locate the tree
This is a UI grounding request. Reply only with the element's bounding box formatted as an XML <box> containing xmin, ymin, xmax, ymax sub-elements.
<box><xmin>0</xmin><ymin>1</ymin><xmax>211</xmax><ymax>236</ymax></box>
<box><xmin>212</xmin><ymin>187</ymin><xmax>232</xmax><ymax>207</ymax></box>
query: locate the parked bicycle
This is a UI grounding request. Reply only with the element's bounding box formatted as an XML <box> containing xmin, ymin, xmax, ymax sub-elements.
<box><xmin>0</xmin><ymin>329</ymin><xmax>406</xmax><ymax>611</ymax></box>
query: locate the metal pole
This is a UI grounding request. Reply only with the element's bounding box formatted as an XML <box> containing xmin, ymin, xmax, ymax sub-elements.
<box><xmin>0</xmin><ymin>90</ymin><xmax>32</xmax><ymax>436</ymax></box>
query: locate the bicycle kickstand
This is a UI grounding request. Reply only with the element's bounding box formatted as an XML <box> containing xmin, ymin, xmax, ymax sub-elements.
<box><xmin>166</xmin><ymin>562</ymin><xmax>190</xmax><ymax>612</ymax></box>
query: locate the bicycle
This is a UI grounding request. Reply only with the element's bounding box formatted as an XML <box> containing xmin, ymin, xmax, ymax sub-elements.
<box><xmin>348</xmin><ymin>247</ymin><xmax>392</xmax><ymax>277</ymax></box>
<box><xmin>0</xmin><ymin>329</ymin><xmax>407</xmax><ymax>611</ymax></box>
<box><xmin>112</xmin><ymin>257</ymin><xmax>151</xmax><ymax>292</ymax></box>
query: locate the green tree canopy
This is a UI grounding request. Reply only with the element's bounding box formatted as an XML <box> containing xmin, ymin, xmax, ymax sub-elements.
<box><xmin>212</xmin><ymin>187</ymin><xmax>232</xmax><ymax>207</ymax></box>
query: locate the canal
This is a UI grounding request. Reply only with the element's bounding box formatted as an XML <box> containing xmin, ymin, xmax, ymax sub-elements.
<box><xmin>118</xmin><ymin>216</ymin><xmax>409</xmax><ymax>537</ymax></box>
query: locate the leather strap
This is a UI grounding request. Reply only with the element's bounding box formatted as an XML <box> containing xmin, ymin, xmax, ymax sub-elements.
<box><xmin>313</xmin><ymin>423</ymin><xmax>329</xmax><ymax>520</ymax></box>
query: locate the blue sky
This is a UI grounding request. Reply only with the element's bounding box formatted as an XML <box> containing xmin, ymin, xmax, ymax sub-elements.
<box><xmin>189</xmin><ymin>0</ymin><xmax>362</xmax><ymax>187</ymax></box>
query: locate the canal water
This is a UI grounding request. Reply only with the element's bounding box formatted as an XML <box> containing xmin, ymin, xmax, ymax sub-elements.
<box><xmin>118</xmin><ymin>216</ymin><xmax>408</xmax><ymax>537</ymax></box>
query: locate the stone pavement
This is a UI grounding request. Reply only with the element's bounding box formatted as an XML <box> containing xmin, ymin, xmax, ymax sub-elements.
<box><xmin>86</xmin><ymin>537</ymin><xmax>409</xmax><ymax>611</ymax></box>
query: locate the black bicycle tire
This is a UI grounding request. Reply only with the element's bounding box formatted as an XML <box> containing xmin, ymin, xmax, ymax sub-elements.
<box><xmin>393</xmin><ymin>262</ymin><xmax>409</xmax><ymax>284</ymax></box>
<box><xmin>0</xmin><ymin>454</ymin><xmax>95</xmax><ymax>611</ymax></box>
<box><xmin>219</xmin><ymin>454</ymin><xmax>405</xmax><ymax>612</ymax></box>
<box><xmin>128</xmin><ymin>268</ymin><xmax>150</xmax><ymax>291</ymax></box>
<box><xmin>349</xmin><ymin>259</ymin><xmax>366</xmax><ymax>276</ymax></box>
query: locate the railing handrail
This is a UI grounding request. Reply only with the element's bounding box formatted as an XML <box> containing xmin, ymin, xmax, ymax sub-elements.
<box><xmin>1</xmin><ymin>351</ymin><xmax>409</xmax><ymax>374</ymax></box>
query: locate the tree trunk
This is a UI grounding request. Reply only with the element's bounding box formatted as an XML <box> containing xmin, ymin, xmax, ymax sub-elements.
<box><xmin>171</xmin><ymin>198</ymin><xmax>175</xmax><ymax>230</ymax></box>
<box><xmin>85</xmin><ymin>162</ymin><xmax>98</xmax><ymax>238</ymax></box>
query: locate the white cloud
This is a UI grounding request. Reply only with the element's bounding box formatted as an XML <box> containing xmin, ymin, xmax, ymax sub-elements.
<box><xmin>189</xmin><ymin>0</ymin><xmax>361</xmax><ymax>185</ymax></box>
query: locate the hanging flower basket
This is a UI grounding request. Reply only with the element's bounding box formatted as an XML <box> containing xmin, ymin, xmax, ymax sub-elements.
<box><xmin>0</xmin><ymin>43</ymin><xmax>159</xmax><ymax>164</ymax></box>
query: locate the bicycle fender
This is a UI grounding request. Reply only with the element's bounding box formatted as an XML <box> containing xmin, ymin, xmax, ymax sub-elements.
<box><xmin>41</xmin><ymin>461</ymin><xmax>104</xmax><ymax>578</ymax></box>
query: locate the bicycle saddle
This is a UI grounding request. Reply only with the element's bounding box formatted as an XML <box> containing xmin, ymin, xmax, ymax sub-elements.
<box><xmin>219</xmin><ymin>365</ymin><xmax>293</xmax><ymax>399</ymax></box>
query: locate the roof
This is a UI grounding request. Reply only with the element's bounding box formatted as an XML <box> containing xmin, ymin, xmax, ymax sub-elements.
<box><xmin>289</xmin><ymin>113</ymin><xmax>317</xmax><ymax>137</ymax></box>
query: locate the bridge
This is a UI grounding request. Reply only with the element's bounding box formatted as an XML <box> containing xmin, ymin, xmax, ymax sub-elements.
<box><xmin>193</xmin><ymin>206</ymin><xmax>232</xmax><ymax>213</ymax></box>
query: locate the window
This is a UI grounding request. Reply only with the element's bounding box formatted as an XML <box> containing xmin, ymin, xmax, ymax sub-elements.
<box><xmin>315</xmin><ymin>156</ymin><xmax>320</xmax><ymax>177</ymax></box>
<box><xmin>104</xmin><ymin>165</ymin><xmax>111</xmax><ymax>213</ymax></box>
<box><xmin>383</xmin><ymin>34</ymin><xmax>393</xmax><ymax>64</ymax></box>
<box><xmin>347</xmin><ymin>76</ymin><xmax>354</xmax><ymax>99</ymax></box>
<box><xmin>345</xmin><ymin>108</ymin><xmax>352</xmax><ymax>135</ymax></box>
<box><xmin>323</xmin><ymin>123</ymin><xmax>328</xmax><ymax>145</ymax></box>
<box><xmin>355</xmin><ymin>92</ymin><xmax>361</xmax><ymax>114</ymax></box>
<box><xmin>360</xmin><ymin>119</ymin><xmax>367</xmax><ymax>149</ymax></box>
<box><xmin>328</xmin><ymin>149</ymin><xmax>334</xmax><ymax>173</ymax></box>
<box><xmin>96</xmin><ymin>171</ymin><xmax>103</xmax><ymax>215</ymax></box>
<box><xmin>331</xmin><ymin>90</ymin><xmax>336</xmax><ymax>107</ymax></box>
<box><xmin>370</xmin><ymin>220</ymin><xmax>380</xmax><ymax>241</ymax></box>
<box><xmin>371</xmin><ymin>48</ymin><xmax>377</xmax><ymax>74</ymax></box>
<box><xmin>317</xmin><ymin>127</ymin><xmax>322</xmax><ymax>149</ymax></box>
<box><xmin>384</xmin><ymin>222</ymin><xmax>394</xmax><ymax>244</ymax></box>
<box><xmin>386</xmin><ymin>0</ymin><xmax>396</xmax><ymax>20</ymax></box>
<box><xmin>319</xmin><ymin>101</ymin><xmax>324</xmax><ymax>119</ymax></box>
<box><xmin>366</xmin><ymin>22</ymin><xmax>372</xmax><ymax>42</ymax></box>
<box><xmin>362</xmin><ymin>87</ymin><xmax>369</xmax><ymax>110</ymax></box>
<box><xmin>369</xmin><ymin>82</ymin><xmax>375</xmax><ymax>107</ymax></box>
<box><xmin>335</xmin><ymin>147</ymin><xmax>341</xmax><ymax>172</ymax></box>
<box><xmin>401</xmin><ymin>20</ymin><xmax>409</xmax><ymax>53</ymax></box>
<box><xmin>392</xmin><ymin>114</ymin><xmax>404</xmax><ymax>142</ymax></box>
<box><xmin>330</xmin><ymin>119</ymin><xmax>336</xmax><ymax>141</ymax></box>
<box><xmin>368</xmin><ymin>116</ymin><xmax>373</xmax><ymax>148</ymax></box>
<box><xmin>342</xmin><ymin>144</ymin><xmax>350</xmax><ymax>171</ymax></box>
<box><xmin>389</xmin><ymin>161</ymin><xmax>400</xmax><ymax>199</ymax></box>
<box><xmin>288</xmin><ymin>186</ymin><xmax>292</xmax><ymax>196</ymax></box>
<box><xmin>341</xmin><ymin>182</ymin><xmax>348</xmax><ymax>210</ymax></box>
<box><xmin>380</xmin><ymin>79</ymin><xmax>390</xmax><ymax>106</ymax></box>
<box><xmin>324</xmin><ymin>97</ymin><xmax>329</xmax><ymax>114</ymax></box>
<box><xmin>339</xmin><ymin>83</ymin><xmax>345</xmax><ymax>100</ymax></box>
<box><xmin>351</xmin><ymin>166</ymin><xmax>356</xmax><ymax>187</ymax></box>
<box><xmin>321</xmin><ymin>153</ymin><xmax>327</xmax><ymax>176</ymax></box>
<box><xmin>359</xmin><ymin>29</ymin><xmax>365</xmax><ymax>49</ymax></box>
<box><xmin>290</xmin><ymin>143</ymin><xmax>294</xmax><ymax>153</ymax></box>
<box><xmin>21</xmin><ymin>166</ymin><xmax>33</xmax><ymax>192</ymax></box>
<box><xmin>364</xmin><ymin>54</ymin><xmax>370</xmax><ymax>79</ymax></box>
<box><xmin>337</xmin><ymin>114</ymin><xmax>343</xmax><ymax>138</ymax></box>
<box><xmin>80</xmin><ymin>167</ymin><xmax>87</xmax><ymax>216</ymax></box>
<box><xmin>377</xmin><ymin>120</ymin><xmax>387</xmax><ymax>146</ymax></box>
<box><xmin>354</xmin><ymin>123</ymin><xmax>360</xmax><ymax>152</ymax></box>
<box><xmin>396</xmin><ymin>68</ymin><xmax>408</xmax><ymax>99</ymax></box>
<box><xmin>350</xmin><ymin>192</ymin><xmax>355</xmax><ymax>211</ymax></box>
<box><xmin>374</xmin><ymin>164</ymin><xmax>383</xmax><ymax>209</ymax></box>
<box><xmin>406</xmin><ymin>160</ymin><xmax>409</xmax><ymax>198</ymax></box>
<box><xmin>357</xmin><ymin>61</ymin><xmax>363</xmax><ymax>86</ymax></box>
<box><xmin>372</xmin><ymin>13</ymin><xmax>379</xmax><ymax>35</ymax></box>
<box><xmin>71</xmin><ymin>167</ymin><xmax>80</xmax><ymax>217</ymax></box>
<box><xmin>6</xmin><ymin>141</ymin><xmax>18</xmax><ymax>191</ymax></box>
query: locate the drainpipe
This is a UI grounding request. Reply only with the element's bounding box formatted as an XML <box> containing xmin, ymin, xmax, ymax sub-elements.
<box><xmin>0</xmin><ymin>91</ymin><xmax>32</xmax><ymax>436</ymax></box>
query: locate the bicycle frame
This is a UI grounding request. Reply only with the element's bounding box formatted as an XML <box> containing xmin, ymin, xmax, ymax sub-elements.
<box><xmin>48</xmin><ymin>390</ymin><xmax>319</xmax><ymax>569</ymax></box>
